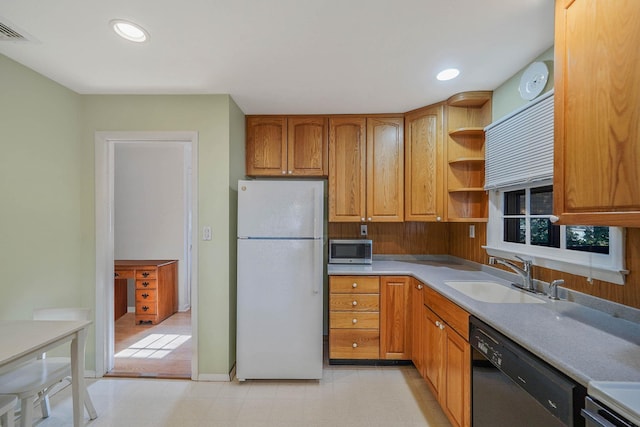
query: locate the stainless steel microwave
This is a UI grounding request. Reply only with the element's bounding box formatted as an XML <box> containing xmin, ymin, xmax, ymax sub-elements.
<box><xmin>329</xmin><ymin>239</ymin><xmax>373</xmax><ymax>264</ymax></box>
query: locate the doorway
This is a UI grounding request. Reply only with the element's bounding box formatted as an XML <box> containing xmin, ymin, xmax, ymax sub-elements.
<box><xmin>95</xmin><ymin>131</ymin><xmax>199</xmax><ymax>380</ymax></box>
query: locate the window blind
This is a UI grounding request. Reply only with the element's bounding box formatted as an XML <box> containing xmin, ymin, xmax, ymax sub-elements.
<box><xmin>484</xmin><ymin>90</ymin><xmax>554</xmax><ymax>190</ymax></box>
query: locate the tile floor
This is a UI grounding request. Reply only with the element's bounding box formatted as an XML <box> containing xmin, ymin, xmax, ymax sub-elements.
<box><xmin>30</xmin><ymin>365</ymin><xmax>452</xmax><ymax>426</ymax></box>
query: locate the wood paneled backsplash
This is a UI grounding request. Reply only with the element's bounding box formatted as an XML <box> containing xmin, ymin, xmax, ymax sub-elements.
<box><xmin>330</xmin><ymin>222</ymin><xmax>640</xmax><ymax>309</ymax></box>
<box><xmin>328</xmin><ymin>222</ymin><xmax>449</xmax><ymax>255</ymax></box>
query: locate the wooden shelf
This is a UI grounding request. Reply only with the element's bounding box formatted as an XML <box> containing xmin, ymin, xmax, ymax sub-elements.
<box><xmin>447</xmin><ymin>91</ymin><xmax>492</xmax><ymax>108</ymax></box>
<box><xmin>447</xmin><ymin>217</ymin><xmax>488</xmax><ymax>223</ymax></box>
<box><xmin>448</xmin><ymin>157</ymin><xmax>484</xmax><ymax>165</ymax></box>
<box><xmin>448</xmin><ymin>127</ymin><xmax>485</xmax><ymax>138</ymax></box>
<box><xmin>448</xmin><ymin>187</ymin><xmax>485</xmax><ymax>193</ymax></box>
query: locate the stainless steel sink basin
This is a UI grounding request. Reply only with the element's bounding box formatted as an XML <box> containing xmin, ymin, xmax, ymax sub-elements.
<box><xmin>444</xmin><ymin>281</ymin><xmax>545</xmax><ymax>304</ymax></box>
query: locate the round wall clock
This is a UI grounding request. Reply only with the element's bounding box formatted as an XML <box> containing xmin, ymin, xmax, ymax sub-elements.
<box><xmin>518</xmin><ymin>61</ymin><xmax>549</xmax><ymax>100</ymax></box>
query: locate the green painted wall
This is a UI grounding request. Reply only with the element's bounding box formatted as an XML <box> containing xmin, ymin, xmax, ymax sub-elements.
<box><xmin>0</xmin><ymin>54</ymin><xmax>245</xmax><ymax>377</ymax></box>
<box><xmin>227</xmin><ymin>97</ymin><xmax>245</xmax><ymax>366</ymax></box>
<box><xmin>0</xmin><ymin>55</ymin><xmax>86</xmax><ymax>320</ymax></box>
<box><xmin>81</xmin><ymin>94</ymin><xmax>241</xmax><ymax>375</ymax></box>
<box><xmin>492</xmin><ymin>45</ymin><xmax>555</xmax><ymax>122</ymax></box>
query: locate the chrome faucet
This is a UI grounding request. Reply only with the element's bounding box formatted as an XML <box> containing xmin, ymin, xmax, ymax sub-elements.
<box><xmin>488</xmin><ymin>256</ymin><xmax>536</xmax><ymax>293</ymax></box>
<box><xmin>548</xmin><ymin>279</ymin><xmax>565</xmax><ymax>300</ymax></box>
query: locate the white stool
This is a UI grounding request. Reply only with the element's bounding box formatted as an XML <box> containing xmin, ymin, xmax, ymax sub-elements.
<box><xmin>0</xmin><ymin>395</ymin><xmax>17</xmax><ymax>427</ymax></box>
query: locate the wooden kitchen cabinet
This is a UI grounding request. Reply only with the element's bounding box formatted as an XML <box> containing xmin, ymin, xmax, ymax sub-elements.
<box><xmin>329</xmin><ymin>276</ymin><xmax>380</xmax><ymax>360</ymax></box>
<box><xmin>246</xmin><ymin>116</ymin><xmax>328</xmax><ymax>176</ymax></box>
<box><xmin>329</xmin><ymin>116</ymin><xmax>404</xmax><ymax>222</ymax></box>
<box><xmin>444</xmin><ymin>91</ymin><xmax>492</xmax><ymax>222</ymax></box>
<box><xmin>410</xmin><ymin>278</ymin><xmax>426</xmax><ymax>377</ymax></box>
<box><xmin>380</xmin><ymin>276</ymin><xmax>411</xmax><ymax>360</ymax></box>
<box><xmin>553</xmin><ymin>0</ymin><xmax>640</xmax><ymax>226</ymax></box>
<box><xmin>423</xmin><ymin>285</ymin><xmax>471</xmax><ymax>427</ymax></box>
<box><xmin>405</xmin><ymin>103</ymin><xmax>444</xmax><ymax>221</ymax></box>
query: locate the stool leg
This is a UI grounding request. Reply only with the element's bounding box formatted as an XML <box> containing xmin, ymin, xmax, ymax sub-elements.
<box><xmin>2</xmin><ymin>407</ymin><xmax>15</xmax><ymax>427</ymax></box>
<box><xmin>39</xmin><ymin>392</ymin><xmax>51</xmax><ymax>418</ymax></box>
<box><xmin>19</xmin><ymin>397</ymin><xmax>32</xmax><ymax>427</ymax></box>
<box><xmin>84</xmin><ymin>393</ymin><xmax>98</xmax><ymax>420</ymax></box>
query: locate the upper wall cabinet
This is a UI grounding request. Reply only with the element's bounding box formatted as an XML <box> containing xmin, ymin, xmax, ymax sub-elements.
<box><xmin>329</xmin><ymin>116</ymin><xmax>404</xmax><ymax>222</ymax></box>
<box><xmin>405</xmin><ymin>103</ymin><xmax>444</xmax><ymax>222</ymax></box>
<box><xmin>554</xmin><ymin>0</ymin><xmax>640</xmax><ymax>226</ymax></box>
<box><xmin>246</xmin><ymin>116</ymin><xmax>328</xmax><ymax>176</ymax></box>
<box><xmin>444</xmin><ymin>92</ymin><xmax>492</xmax><ymax>222</ymax></box>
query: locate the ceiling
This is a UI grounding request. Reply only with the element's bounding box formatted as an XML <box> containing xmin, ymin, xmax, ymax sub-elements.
<box><xmin>0</xmin><ymin>0</ymin><xmax>554</xmax><ymax>115</ymax></box>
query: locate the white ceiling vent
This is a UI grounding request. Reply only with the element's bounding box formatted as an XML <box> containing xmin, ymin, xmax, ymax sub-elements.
<box><xmin>0</xmin><ymin>19</ymin><xmax>31</xmax><ymax>42</ymax></box>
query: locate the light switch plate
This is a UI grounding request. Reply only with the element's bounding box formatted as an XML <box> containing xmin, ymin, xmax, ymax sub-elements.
<box><xmin>469</xmin><ymin>225</ymin><xmax>475</xmax><ymax>238</ymax></box>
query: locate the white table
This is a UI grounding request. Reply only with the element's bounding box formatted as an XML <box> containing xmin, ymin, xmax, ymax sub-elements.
<box><xmin>0</xmin><ymin>319</ymin><xmax>92</xmax><ymax>427</ymax></box>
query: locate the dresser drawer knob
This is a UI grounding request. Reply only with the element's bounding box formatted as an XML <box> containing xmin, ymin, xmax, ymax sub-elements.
<box><xmin>352</xmin><ymin>300</ymin><xmax>358</xmax><ymax>306</ymax></box>
<box><xmin>352</xmin><ymin>342</ymin><xmax>358</xmax><ymax>348</ymax></box>
<box><xmin>352</xmin><ymin>318</ymin><xmax>358</xmax><ymax>324</ymax></box>
<box><xmin>142</xmin><ymin>282</ymin><xmax>150</xmax><ymax>287</ymax></box>
<box><xmin>114</xmin><ymin>272</ymin><xmax>119</xmax><ymax>278</ymax></box>
<box><xmin>142</xmin><ymin>306</ymin><xmax>149</xmax><ymax>311</ymax></box>
<box><xmin>142</xmin><ymin>272</ymin><xmax>150</xmax><ymax>278</ymax></box>
<box><xmin>352</xmin><ymin>282</ymin><xmax>358</xmax><ymax>288</ymax></box>
<box><xmin>142</xmin><ymin>293</ymin><xmax>149</xmax><ymax>299</ymax></box>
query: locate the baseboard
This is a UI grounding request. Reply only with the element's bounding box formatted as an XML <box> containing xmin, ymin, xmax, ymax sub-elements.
<box><xmin>197</xmin><ymin>373</ymin><xmax>232</xmax><ymax>382</ymax></box>
<box><xmin>127</xmin><ymin>306</ymin><xmax>135</xmax><ymax>313</ymax></box>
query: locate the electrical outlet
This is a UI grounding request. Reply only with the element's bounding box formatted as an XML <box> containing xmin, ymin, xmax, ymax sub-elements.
<box><xmin>469</xmin><ymin>225</ymin><xmax>475</xmax><ymax>238</ymax></box>
<box><xmin>203</xmin><ymin>226</ymin><xmax>212</xmax><ymax>241</ymax></box>
<box><xmin>360</xmin><ymin>224</ymin><xmax>368</xmax><ymax>236</ymax></box>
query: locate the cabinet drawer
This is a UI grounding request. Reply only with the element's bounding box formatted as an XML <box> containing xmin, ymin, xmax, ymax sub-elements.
<box><xmin>136</xmin><ymin>279</ymin><xmax>157</xmax><ymax>290</ymax></box>
<box><xmin>330</xmin><ymin>329</ymin><xmax>379</xmax><ymax>359</ymax></box>
<box><xmin>330</xmin><ymin>294</ymin><xmax>379</xmax><ymax>311</ymax></box>
<box><xmin>424</xmin><ymin>286</ymin><xmax>469</xmax><ymax>338</ymax></box>
<box><xmin>330</xmin><ymin>312</ymin><xmax>379</xmax><ymax>329</ymax></box>
<box><xmin>330</xmin><ymin>276</ymin><xmax>380</xmax><ymax>294</ymax></box>
<box><xmin>136</xmin><ymin>289</ymin><xmax>157</xmax><ymax>302</ymax></box>
<box><xmin>114</xmin><ymin>269</ymin><xmax>134</xmax><ymax>279</ymax></box>
<box><xmin>136</xmin><ymin>301</ymin><xmax>157</xmax><ymax>315</ymax></box>
<box><xmin>135</xmin><ymin>270</ymin><xmax>157</xmax><ymax>280</ymax></box>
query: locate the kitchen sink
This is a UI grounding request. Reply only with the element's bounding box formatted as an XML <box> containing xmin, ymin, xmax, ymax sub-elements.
<box><xmin>444</xmin><ymin>281</ymin><xmax>546</xmax><ymax>304</ymax></box>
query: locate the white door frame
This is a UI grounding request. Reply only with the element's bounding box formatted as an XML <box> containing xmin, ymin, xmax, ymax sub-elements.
<box><xmin>95</xmin><ymin>131</ymin><xmax>199</xmax><ymax>379</ymax></box>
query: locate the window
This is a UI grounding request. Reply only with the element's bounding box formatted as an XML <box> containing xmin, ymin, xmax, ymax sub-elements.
<box><xmin>486</xmin><ymin>181</ymin><xmax>627</xmax><ymax>285</ymax></box>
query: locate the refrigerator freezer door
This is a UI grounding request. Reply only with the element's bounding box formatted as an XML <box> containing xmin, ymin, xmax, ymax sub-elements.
<box><xmin>238</xmin><ymin>180</ymin><xmax>323</xmax><ymax>239</ymax></box>
<box><xmin>236</xmin><ymin>238</ymin><xmax>323</xmax><ymax>380</ymax></box>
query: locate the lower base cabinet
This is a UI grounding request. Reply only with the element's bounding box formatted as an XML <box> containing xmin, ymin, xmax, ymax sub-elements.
<box><xmin>329</xmin><ymin>274</ymin><xmax>471</xmax><ymax>427</ymax></box>
<box><xmin>423</xmin><ymin>284</ymin><xmax>471</xmax><ymax>427</ymax></box>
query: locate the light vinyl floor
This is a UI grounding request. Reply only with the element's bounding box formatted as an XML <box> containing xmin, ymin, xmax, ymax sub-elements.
<box><xmin>29</xmin><ymin>365</ymin><xmax>452</xmax><ymax>426</ymax></box>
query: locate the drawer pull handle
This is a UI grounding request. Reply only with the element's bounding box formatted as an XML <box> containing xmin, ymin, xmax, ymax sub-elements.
<box><xmin>352</xmin><ymin>300</ymin><xmax>358</xmax><ymax>306</ymax></box>
<box><xmin>142</xmin><ymin>293</ymin><xmax>149</xmax><ymax>299</ymax></box>
<box><xmin>352</xmin><ymin>282</ymin><xmax>358</xmax><ymax>288</ymax></box>
<box><xmin>142</xmin><ymin>281</ymin><xmax>150</xmax><ymax>287</ymax></box>
<box><xmin>114</xmin><ymin>272</ymin><xmax>119</xmax><ymax>278</ymax></box>
<box><xmin>417</xmin><ymin>284</ymin><xmax>423</xmax><ymax>290</ymax></box>
<box><xmin>352</xmin><ymin>342</ymin><xmax>358</xmax><ymax>348</ymax></box>
<box><xmin>142</xmin><ymin>306</ymin><xmax>149</xmax><ymax>311</ymax></box>
<box><xmin>352</xmin><ymin>318</ymin><xmax>357</xmax><ymax>324</ymax></box>
<box><xmin>142</xmin><ymin>272</ymin><xmax>150</xmax><ymax>277</ymax></box>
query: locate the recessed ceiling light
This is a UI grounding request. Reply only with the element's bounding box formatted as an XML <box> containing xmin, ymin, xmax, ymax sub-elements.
<box><xmin>436</xmin><ymin>68</ymin><xmax>460</xmax><ymax>81</ymax></box>
<box><xmin>110</xmin><ymin>19</ymin><xmax>149</xmax><ymax>43</ymax></box>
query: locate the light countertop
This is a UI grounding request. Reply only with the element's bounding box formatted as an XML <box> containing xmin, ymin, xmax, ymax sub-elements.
<box><xmin>328</xmin><ymin>256</ymin><xmax>640</xmax><ymax>388</ymax></box>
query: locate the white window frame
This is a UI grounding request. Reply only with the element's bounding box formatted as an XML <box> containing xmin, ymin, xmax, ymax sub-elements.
<box><xmin>484</xmin><ymin>180</ymin><xmax>628</xmax><ymax>285</ymax></box>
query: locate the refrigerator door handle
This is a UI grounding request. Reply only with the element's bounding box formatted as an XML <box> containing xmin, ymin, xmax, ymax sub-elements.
<box><xmin>313</xmin><ymin>185</ymin><xmax>322</xmax><ymax>239</ymax></box>
<box><xmin>313</xmin><ymin>241</ymin><xmax>320</xmax><ymax>294</ymax></box>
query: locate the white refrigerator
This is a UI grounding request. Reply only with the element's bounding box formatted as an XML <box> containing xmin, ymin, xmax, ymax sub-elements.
<box><xmin>236</xmin><ymin>179</ymin><xmax>324</xmax><ymax>380</ymax></box>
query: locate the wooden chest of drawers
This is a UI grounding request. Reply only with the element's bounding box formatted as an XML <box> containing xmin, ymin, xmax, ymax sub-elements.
<box><xmin>329</xmin><ymin>275</ymin><xmax>380</xmax><ymax>360</ymax></box>
<box><xmin>115</xmin><ymin>260</ymin><xmax>178</xmax><ymax>325</ymax></box>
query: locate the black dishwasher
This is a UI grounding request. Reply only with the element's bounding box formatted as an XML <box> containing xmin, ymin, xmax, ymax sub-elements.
<box><xmin>470</xmin><ymin>316</ymin><xmax>586</xmax><ymax>426</ymax></box>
